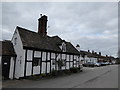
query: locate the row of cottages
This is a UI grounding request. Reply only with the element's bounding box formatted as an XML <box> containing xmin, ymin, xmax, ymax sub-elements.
<box><xmin>78</xmin><ymin>48</ymin><xmax>116</xmax><ymax>64</ymax></box>
<box><xmin>76</xmin><ymin>45</ymin><xmax>98</xmax><ymax>64</ymax></box>
<box><xmin>1</xmin><ymin>15</ymin><xmax>81</xmax><ymax>79</ymax></box>
<box><xmin>79</xmin><ymin>50</ymin><xmax>98</xmax><ymax>64</ymax></box>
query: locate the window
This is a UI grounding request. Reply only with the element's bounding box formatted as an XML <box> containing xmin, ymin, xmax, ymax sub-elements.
<box><xmin>62</xmin><ymin>42</ymin><xmax>66</xmax><ymax>52</ymax></box>
<box><xmin>14</xmin><ymin>37</ymin><xmax>17</xmax><ymax>45</ymax></box>
<box><xmin>33</xmin><ymin>58</ymin><xmax>41</xmax><ymax>66</ymax></box>
<box><xmin>62</xmin><ymin>59</ymin><xmax>66</xmax><ymax>66</ymax></box>
<box><xmin>59</xmin><ymin>42</ymin><xmax>66</xmax><ymax>52</ymax></box>
<box><xmin>52</xmin><ymin>60</ymin><xmax>55</xmax><ymax>65</ymax></box>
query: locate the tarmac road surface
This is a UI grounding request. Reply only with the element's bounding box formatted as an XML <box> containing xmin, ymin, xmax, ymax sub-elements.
<box><xmin>2</xmin><ymin>65</ymin><xmax>118</xmax><ymax>88</ymax></box>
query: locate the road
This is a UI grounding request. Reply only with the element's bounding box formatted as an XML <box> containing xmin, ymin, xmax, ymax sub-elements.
<box><xmin>3</xmin><ymin>65</ymin><xmax>118</xmax><ymax>88</ymax></box>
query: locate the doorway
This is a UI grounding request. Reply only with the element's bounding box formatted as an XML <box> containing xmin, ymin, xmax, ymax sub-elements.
<box><xmin>2</xmin><ymin>56</ymin><xmax>11</xmax><ymax>79</ymax></box>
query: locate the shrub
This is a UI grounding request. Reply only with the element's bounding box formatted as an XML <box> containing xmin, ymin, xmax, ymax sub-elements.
<box><xmin>40</xmin><ymin>73</ymin><xmax>46</xmax><ymax>78</ymax></box>
<box><xmin>70</xmin><ymin>67</ymin><xmax>79</xmax><ymax>73</ymax></box>
<box><xmin>51</xmin><ymin>69</ymin><xmax>58</xmax><ymax>76</ymax></box>
<box><xmin>64</xmin><ymin>69</ymin><xmax>71</xmax><ymax>74</ymax></box>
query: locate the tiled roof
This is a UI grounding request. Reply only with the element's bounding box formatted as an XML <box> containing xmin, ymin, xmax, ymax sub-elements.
<box><xmin>0</xmin><ymin>40</ymin><xmax>16</xmax><ymax>56</ymax></box>
<box><xmin>80</xmin><ymin>50</ymin><xmax>96</xmax><ymax>57</ymax></box>
<box><xmin>17</xmin><ymin>26</ymin><xmax>79</xmax><ymax>55</ymax></box>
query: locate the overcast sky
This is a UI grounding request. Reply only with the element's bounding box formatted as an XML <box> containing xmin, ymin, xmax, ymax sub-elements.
<box><xmin>1</xmin><ymin>2</ymin><xmax>118</xmax><ymax>57</ymax></box>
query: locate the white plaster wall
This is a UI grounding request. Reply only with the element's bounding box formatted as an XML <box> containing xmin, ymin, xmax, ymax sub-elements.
<box><xmin>41</xmin><ymin>62</ymin><xmax>46</xmax><ymax>73</ymax></box>
<box><xmin>70</xmin><ymin>62</ymin><xmax>73</xmax><ymax>68</ymax></box>
<box><xmin>66</xmin><ymin>62</ymin><xmax>69</xmax><ymax>69</ymax></box>
<box><xmin>51</xmin><ymin>53</ymin><xmax>55</xmax><ymax>71</ymax></box>
<box><xmin>47</xmin><ymin>63</ymin><xmax>50</xmax><ymax>73</ymax></box>
<box><xmin>66</xmin><ymin>55</ymin><xmax>69</xmax><ymax>61</ymax></box>
<box><xmin>33</xmin><ymin>66</ymin><xmax>40</xmax><ymax>75</ymax></box>
<box><xmin>11</xmin><ymin>28</ymin><xmax>25</xmax><ymax>79</ymax></box>
<box><xmin>9</xmin><ymin>57</ymin><xmax>14</xmax><ymax>79</ymax></box>
<box><xmin>70</xmin><ymin>55</ymin><xmax>73</xmax><ymax>61</ymax></box>
<box><xmin>26</xmin><ymin>62</ymin><xmax>32</xmax><ymax>76</ymax></box>
<box><xmin>27</xmin><ymin>50</ymin><xmax>33</xmax><ymax>61</ymax></box>
<box><xmin>66</xmin><ymin>55</ymin><xmax>70</xmax><ymax>69</ymax></box>
<box><xmin>34</xmin><ymin>51</ymin><xmax>41</xmax><ymax>57</ymax></box>
<box><xmin>47</xmin><ymin>53</ymin><xmax>50</xmax><ymax>60</ymax></box>
<box><xmin>42</xmin><ymin>52</ymin><xmax>46</xmax><ymax>61</ymax></box>
<box><xmin>51</xmin><ymin>53</ymin><xmax>55</xmax><ymax>59</ymax></box>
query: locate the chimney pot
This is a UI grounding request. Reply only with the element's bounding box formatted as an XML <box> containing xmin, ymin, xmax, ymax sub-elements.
<box><xmin>38</xmin><ymin>15</ymin><xmax>48</xmax><ymax>36</ymax></box>
<box><xmin>88</xmin><ymin>50</ymin><xmax>90</xmax><ymax>52</ymax></box>
<box><xmin>76</xmin><ymin>44</ymin><xmax>80</xmax><ymax>52</ymax></box>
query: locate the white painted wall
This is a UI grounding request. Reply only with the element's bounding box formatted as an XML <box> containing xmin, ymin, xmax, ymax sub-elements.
<box><xmin>42</xmin><ymin>62</ymin><xmax>46</xmax><ymax>73</ymax></box>
<box><xmin>33</xmin><ymin>66</ymin><xmax>40</xmax><ymax>75</ymax></box>
<box><xmin>11</xmin><ymin>29</ymin><xmax>81</xmax><ymax>78</ymax></box>
<box><xmin>80</xmin><ymin>54</ymin><xmax>98</xmax><ymax>64</ymax></box>
<box><xmin>27</xmin><ymin>50</ymin><xmax>33</xmax><ymax>61</ymax></box>
<box><xmin>11</xmin><ymin>28</ymin><xmax>25</xmax><ymax>79</ymax></box>
<box><xmin>9</xmin><ymin>57</ymin><xmax>14</xmax><ymax>79</ymax></box>
<box><xmin>34</xmin><ymin>51</ymin><xmax>41</xmax><ymax>57</ymax></box>
<box><xmin>26</xmin><ymin>62</ymin><xmax>32</xmax><ymax>76</ymax></box>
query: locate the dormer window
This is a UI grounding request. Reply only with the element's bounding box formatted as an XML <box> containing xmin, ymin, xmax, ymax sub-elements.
<box><xmin>61</xmin><ymin>41</ymin><xmax>66</xmax><ymax>52</ymax></box>
<box><xmin>59</xmin><ymin>41</ymin><xmax>66</xmax><ymax>52</ymax></box>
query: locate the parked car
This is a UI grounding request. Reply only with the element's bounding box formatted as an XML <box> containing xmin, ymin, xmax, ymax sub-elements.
<box><xmin>104</xmin><ymin>62</ymin><xmax>109</xmax><ymax>65</ymax></box>
<box><xmin>99</xmin><ymin>62</ymin><xmax>106</xmax><ymax>66</ymax></box>
<box><xmin>83</xmin><ymin>62</ymin><xmax>95</xmax><ymax>67</ymax></box>
<box><xmin>94</xmin><ymin>62</ymin><xmax>101</xmax><ymax>67</ymax></box>
<box><xmin>108</xmin><ymin>62</ymin><xmax>113</xmax><ymax>65</ymax></box>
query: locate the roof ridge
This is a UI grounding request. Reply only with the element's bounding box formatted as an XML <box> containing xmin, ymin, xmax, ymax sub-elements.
<box><xmin>17</xmin><ymin>26</ymin><xmax>37</xmax><ymax>34</ymax></box>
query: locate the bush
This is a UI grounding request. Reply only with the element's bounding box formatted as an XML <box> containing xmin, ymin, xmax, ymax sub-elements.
<box><xmin>40</xmin><ymin>73</ymin><xmax>46</xmax><ymax>78</ymax></box>
<box><xmin>51</xmin><ymin>69</ymin><xmax>58</xmax><ymax>76</ymax></box>
<box><xmin>64</xmin><ymin>69</ymin><xmax>71</xmax><ymax>74</ymax></box>
<box><xmin>70</xmin><ymin>67</ymin><xmax>79</xmax><ymax>73</ymax></box>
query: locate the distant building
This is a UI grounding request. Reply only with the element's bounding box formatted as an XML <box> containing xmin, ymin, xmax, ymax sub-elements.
<box><xmin>79</xmin><ymin>50</ymin><xmax>98</xmax><ymax>64</ymax></box>
<box><xmin>78</xmin><ymin>49</ymin><xmax>116</xmax><ymax>64</ymax></box>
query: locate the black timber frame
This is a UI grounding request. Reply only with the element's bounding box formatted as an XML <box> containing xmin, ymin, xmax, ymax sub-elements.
<box><xmin>24</xmin><ymin>49</ymin><xmax>27</xmax><ymax>77</ymax></box>
<box><xmin>31</xmin><ymin>50</ymin><xmax>34</xmax><ymax>75</ymax></box>
<box><xmin>23</xmin><ymin>48</ymin><xmax>80</xmax><ymax>78</ymax></box>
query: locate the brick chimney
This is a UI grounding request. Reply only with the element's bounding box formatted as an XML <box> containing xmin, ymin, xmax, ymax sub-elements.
<box><xmin>38</xmin><ymin>14</ymin><xmax>48</xmax><ymax>36</ymax></box>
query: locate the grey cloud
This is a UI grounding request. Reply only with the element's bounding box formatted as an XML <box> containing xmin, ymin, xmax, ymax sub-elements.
<box><xmin>1</xmin><ymin>2</ymin><xmax>118</xmax><ymax>57</ymax></box>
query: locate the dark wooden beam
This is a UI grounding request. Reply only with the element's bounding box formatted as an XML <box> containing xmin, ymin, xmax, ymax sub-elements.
<box><xmin>40</xmin><ymin>51</ymin><xmax>42</xmax><ymax>74</ymax></box>
<box><xmin>31</xmin><ymin>50</ymin><xmax>34</xmax><ymax>75</ymax></box>
<box><xmin>24</xmin><ymin>49</ymin><xmax>27</xmax><ymax>77</ymax></box>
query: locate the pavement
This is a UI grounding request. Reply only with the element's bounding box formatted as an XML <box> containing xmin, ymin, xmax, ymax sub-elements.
<box><xmin>2</xmin><ymin>64</ymin><xmax>118</xmax><ymax>88</ymax></box>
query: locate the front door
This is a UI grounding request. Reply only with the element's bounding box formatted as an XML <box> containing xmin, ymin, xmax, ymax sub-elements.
<box><xmin>2</xmin><ymin>56</ymin><xmax>11</xmax><ymax>79</ymax></box>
